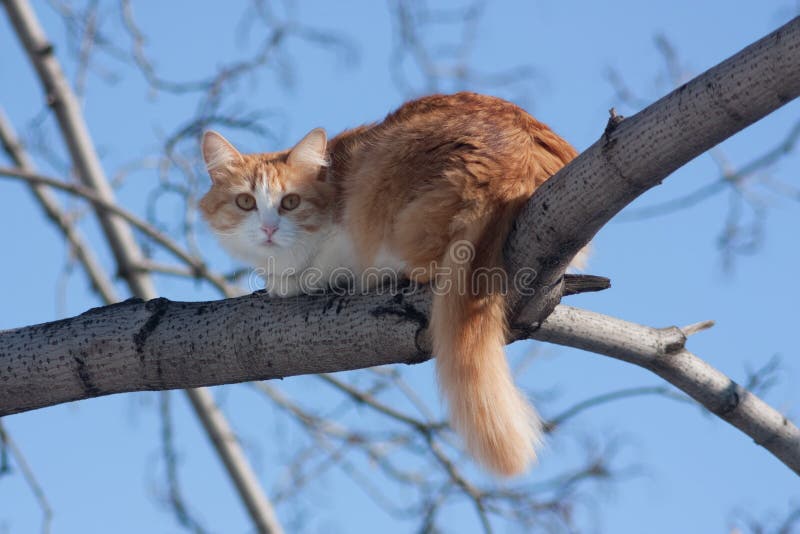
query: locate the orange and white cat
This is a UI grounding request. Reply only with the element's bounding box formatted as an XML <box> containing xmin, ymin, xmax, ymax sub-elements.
<box><xmin>199</xmin><ymin>92</ymin><xmax>577</xmax><ymax>476</ymax></box>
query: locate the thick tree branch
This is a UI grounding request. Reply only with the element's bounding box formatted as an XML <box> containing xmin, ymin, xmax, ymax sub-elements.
<box><xmin>503</xmin><ymin>16</ymin><xmax>800</xmax><ymax>325</ymax></box>
<box><xmin>2</xmin><ymin>292</ymin><xmax>798</xmax><ymax>475</ymax></box>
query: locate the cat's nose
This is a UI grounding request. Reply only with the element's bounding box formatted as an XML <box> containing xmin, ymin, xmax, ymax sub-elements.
<box><xmin>261</xmin><ymin>224</ymin><xmax>279</xmax><ymax>238</ymax></box>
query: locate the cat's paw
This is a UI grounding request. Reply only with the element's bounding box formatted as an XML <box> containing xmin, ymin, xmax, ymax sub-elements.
<box><xmin>265</xmin><ymin>276</ymin><xmax>303</xmax><ymax>298</ymax></box>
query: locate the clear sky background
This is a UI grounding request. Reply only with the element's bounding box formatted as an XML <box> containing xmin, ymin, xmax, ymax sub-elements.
<box><xmin>1</xmin><ymin>1</ymin><xmax>799</xmax><ymax>533</ymax></box>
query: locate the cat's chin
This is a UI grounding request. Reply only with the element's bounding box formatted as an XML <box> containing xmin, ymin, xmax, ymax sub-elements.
<box><xmin>259</xmin><ymin>240</ymin><xmax>293</xmax><ymax>251</ymax></box>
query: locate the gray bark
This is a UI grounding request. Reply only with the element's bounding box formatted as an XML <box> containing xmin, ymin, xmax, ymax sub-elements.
<box><xmin>504</xmin><ymin>16</ymin><xmax>800</xmax><ymax>325</ymax></box>
<box><xmin>2</xmin><ymin>292</ymin><xmax>799</xmax><ymax>474</ymax></box>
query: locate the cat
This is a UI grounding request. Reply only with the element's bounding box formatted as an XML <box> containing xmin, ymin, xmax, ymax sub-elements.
<box><xmin>199</xmin><ymin>92</ymin><xmax>578</xmax><ymax>476</ymax></box>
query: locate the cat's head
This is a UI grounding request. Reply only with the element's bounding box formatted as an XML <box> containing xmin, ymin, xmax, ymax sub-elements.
<box><xmin>198</xmin><ymin>129</ymin><xmax>333</xmax><ymax>267</ymax></box>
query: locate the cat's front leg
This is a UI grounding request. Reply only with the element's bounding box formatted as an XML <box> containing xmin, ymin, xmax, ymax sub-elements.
<box><xmin>265</xmin><ymin>275</ymin><xmax>304</xmax><ymax>297</ymax></box>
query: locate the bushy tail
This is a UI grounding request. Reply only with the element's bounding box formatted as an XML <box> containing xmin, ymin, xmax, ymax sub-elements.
<box><xmin>431</xmin><ymin>212</ymin><xmax>542</xmax><ymax>477</ymax></box>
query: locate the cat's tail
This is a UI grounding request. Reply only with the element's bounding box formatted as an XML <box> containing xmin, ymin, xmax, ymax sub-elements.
<box><xmin>431</xmin><ymin>209</ymin><xmax>542</xmax><ymax>477</ymax></box>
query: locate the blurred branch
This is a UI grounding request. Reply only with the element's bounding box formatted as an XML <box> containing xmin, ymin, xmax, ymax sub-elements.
<box><xmin>730</xmin><ymin>501</ymin><xmax>800</xmax><ymax>534</ymax></box>
<box><xmin>0</xmin><ymin>420</ymin><xmax>53</xmax><ymax>534</ymax></box>
<box><xmin>119</xmin><ymin>0</ymin><xmax>355</xmax><ymax>97</ymax></box>
<box><xmin>618</xmin><ymin>119</ymin><xmax>800</xmax><ymax>221</ymax></box>
<box><xmin>255</xmin><ymin>379</ymin><xmax>607</xmax><ymax>532</ymax></box>
<box><xmin>608</xmin><ymin>33</ymin><xmax>800</xmax><ymax>268</ymax></box>
<box><xmin>46</xmin><ymin>0</ymin><xmax>127</xmax><ymax>90</ymax></box>
<box><xmin>0</xmin><ymin>165</ymin><xmax>238</xmax><ymax>295</ymax></box>
<box><xmin>544</xmin><ymin>385</ymin><xmax>690</xmax><ymax>433</ymax></box>
<box><xmin>388</xmin><ymin>0</ymin><xmax>538</xmax><ymax>100</ymax></box>
<box><xmin>743</xmin><ymin>354</ymin><xmax>783</xmax><ymax>398</ymax></box>
<box><xmin>159</xmin><ymin>392</ymin><xmax>208</xmax><ymax>534</ymax></box>
<box><xmin>0</xmin><ymin>110</ymin><xmax>118</xmax><ymax>303</ymax></box>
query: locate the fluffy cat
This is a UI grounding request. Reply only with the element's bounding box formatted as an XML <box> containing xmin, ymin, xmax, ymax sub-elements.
<box><xmin>199</xmin><ymin>92</ymin><xmax>577</xmax><ymax>476</ymax></box>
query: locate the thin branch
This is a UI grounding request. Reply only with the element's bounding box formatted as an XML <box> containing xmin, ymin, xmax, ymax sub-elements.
<box><xmin>680</xmin><ymin>320</ymin><xmax>715</xmax><ymax>337</ymax></box>
<box><xmin>0</xmin><ymin>165</ymin><xmax>236</xmax><ymax>296</ymax></box>
<box><xmin>545</xmin><ymin>385</ymin><xmax>688</xmax><ymax>432</ymax></box>
<box><xmin>0</xmin><ymin>110</ymin><xmax>118</xmax><ymax>303</ymax></box>
<box><xmin>0</xmin><ymin>419</ymin><xmax>53</xmax><ymax>534</ymax></box>
<box><xmin>534</xmin><ymin>306</ymin><xmax>800</xmax><ymax>474</ymax></box>
<box><xmin>317</xmin><ymin>374</ymin><xmax>436</xmax><ymax>432</ymax></box>
<box><xmin>159</xmin><ymin>392</ymin><xmax>208</xmax><ymax>534</ymax></box>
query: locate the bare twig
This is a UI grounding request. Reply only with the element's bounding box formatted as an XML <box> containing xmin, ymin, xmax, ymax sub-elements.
<box><xmin>0</xmin><ymin>420</ymin><xmax>53</xmax><ymax>534</ymax></box>
<box><xmin>545</xmin><ymin>385</ymin><xmax>689</xmax><ymax>432</ymax></box>
<box><xmin>535</xmin><ymin>306</ymin><xmax>800</xmax><ymax>475</ymax></box>
<box><xmin>0</xmin><ymin>110</ymin><xmax>118</xmax><ymax>303</ymax></box>
<box><xmin>388</xmin><ymin>0</ymin><xmax>537</xmax><ymax>100</ymax></box>
<box><xmin>0</xmin><ymin>165</ymin><xmax>237</xmax><ymax>295</ymax></box>
<box><xmin>159</xmin><ymin>392</ymin><xmax>208</xmax><ymax>534</ymax></box>
<box><xmin>609</xmin><ymin>34</ymin><xmax>800</xmax><ymax>268</ymax></box>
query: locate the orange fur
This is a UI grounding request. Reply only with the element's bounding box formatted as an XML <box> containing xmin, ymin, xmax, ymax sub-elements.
<box><xmin>200</xmin><ymin>92</ymin><xmax>577</xmax><ymax>476</ymax></box>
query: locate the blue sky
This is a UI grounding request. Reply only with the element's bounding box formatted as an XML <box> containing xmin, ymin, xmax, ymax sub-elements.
<box><xmin>1</xmin><ymin>1</ymin><xmax>799</xmax><ymax>533</ymax></box>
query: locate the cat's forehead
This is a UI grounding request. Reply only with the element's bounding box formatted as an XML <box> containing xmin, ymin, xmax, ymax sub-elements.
<box><xmin>240</xmin><ymin>154</ymin><xmax>289</xmax><ymax>191</ymax></box>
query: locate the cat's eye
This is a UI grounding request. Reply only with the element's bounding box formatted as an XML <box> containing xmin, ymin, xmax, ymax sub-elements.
<box><xmin>280</xmin><ymin>193</ymin><xmax>300</xmax><ymax>211</ymax></box>
<box><xmin>235</xmin><ymin>193</ymin><xmax>256</xmax><ymax>211</ymax></box>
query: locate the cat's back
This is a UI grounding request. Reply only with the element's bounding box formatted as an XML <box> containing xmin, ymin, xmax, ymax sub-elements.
<box><xmin>380</xmin><ymin>92</ymin><xmax>532</xmax><ymax>146</ymax></box>
<box><xmin>382</xmin><ymin>92</ymin><xmax>529</xmax><ymax>131</ymax></box>
<box><xmin>333</xmin><ymin>92</ymin><xmax>576</xmax><ymax>268</ymax></box>
<box><xmin>362</xmin><ymin>92</ymin><xmax>576</xmax><ymax>186</ymax></box>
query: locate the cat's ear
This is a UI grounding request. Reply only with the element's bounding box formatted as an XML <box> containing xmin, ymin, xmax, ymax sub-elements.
<box><xmin>287</xmin><ymin>128</ymin><xmax>328</xmax><ymax>172</ymax></box>
<box><xmin>202</xmin><ymin>131</ymin><xmax>242</xmax><ymax>182</ymax></box>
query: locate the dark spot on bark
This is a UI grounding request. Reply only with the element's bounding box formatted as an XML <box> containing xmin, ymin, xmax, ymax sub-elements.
<box><xmin>509</xmin><ymin>321</ymin><xmax>541</xmax><ymax>341</ymax></box>
<box><xmin>196</xmin><ymin>305</ymin><xmax>208</xmax><ymax>316</ymax></box>
<box><xmin>323</xmin><ymin>294</ymin><xmax>349</xmax><ymax>314</ymax></box>
<box><xmin>663</xmin><ymin>338</ymin><xmax>685</xmax><ymax>354</ymax></box>
<box><xmin>370</xmin><ymin>295</ymin><xmax>430</xmax><ymax>359</ymax></box>
<box><xmin>38</xmin><ymin>43</ymin><xmax>54</xmax><ymax>56</ymax></box>
<box><xmin>712</xmin><ymin>381</ymin><xmax>741</xmax><ymax>416</ymax></box>
<box><xmin>73</xmin><ymin>354</ymin><xmax>101</xmax><ymax>396</ymax></box>
<box><xmin>133</xmin><ymin>298</ymin><xmax>170</xmax><ymax>356</ymax></box>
